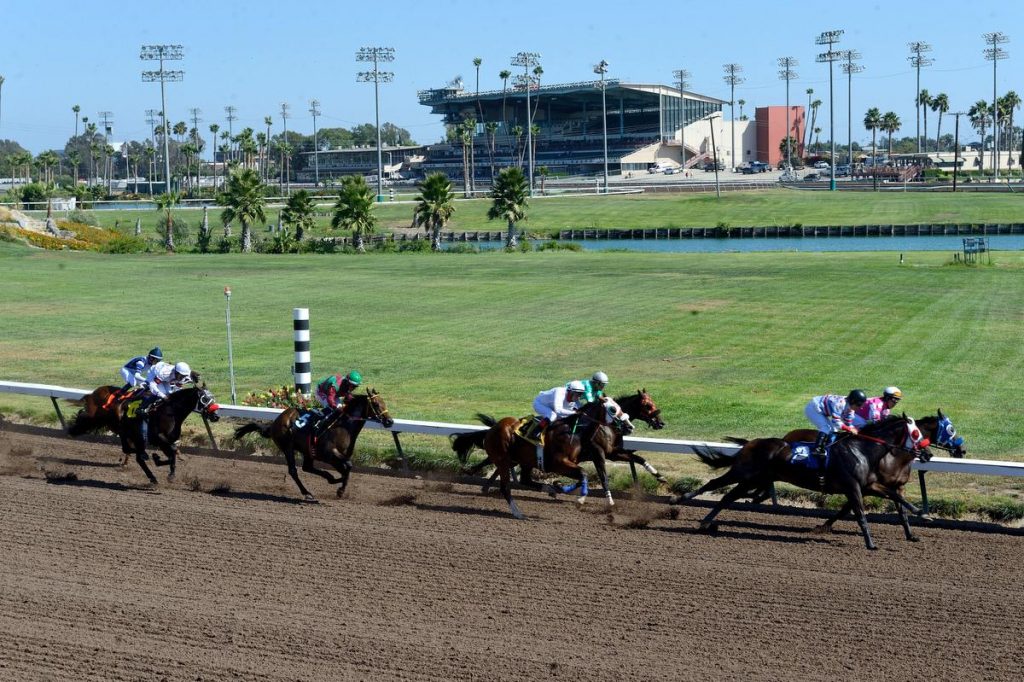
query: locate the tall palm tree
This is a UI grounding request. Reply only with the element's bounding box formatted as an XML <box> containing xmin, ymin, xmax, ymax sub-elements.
<box><xmin>808</xmin><ymin>99</ymin><xmax>822</xmax><ymax>154</ymax></box>
<box><xmin>68</xmin><ymin>150</ymin><xmax>81</xmax><ymax>185</ymax></box>
<box><xmin>173</xmin><ymin>121</ymin><xmax>187</xmax><ymax>142</ymax></box>
<box><xmin>331</xmin><ymin>175</ymin><xmax>377</xmax><ymax>253</ymax></box>
<box><xmin>737</xmin><ymin>98</ymin><xmax>746</xmax><ymax>120</ymax></box>
<box><xmin>881</xmin><ymin>112</ymin><xmax>901</xmax><ymax>159</ymax></box>
<box><xmin>1000</xmin><ymin>91</ymin><xmax>1021</xmax><ymax>161</ymax></box>
<box><xmin>72</xmin><ymin>104</ymin><xmax>80</xmax><ymax>138</ymax></box>
<box><xmin>208</xmin><ymin>123</ymin><xmax>220</xmax><ymax>190</ymax></box>
<box><xmin>813</xmin><ymin>127</ymin><xmax>821</xmax><ymax>153</ymax></box>
<box><xmin>154</xmin><ymin>191</ymin><xmax>181</xmax><ymax>251</ymax></box>
<box><xmin>804</xmin><ymin>88</ymin><xmax>814</xmax><ymax>152</ymax></box>
<box><xmin>499</xmin><ymin>69</ymin><xmax>512</xmax><ymax>147</ymax></box>
<box><xmin>511</xmin><ymin>125</ymin><xmax>524</xmax><ymax>168</ymax></box>
<box><xmin>969</xmin><ymin>100</ymin><xmax>990</xmax><ymax>166</ymax></box>
<box><xmin>863</xmin><ymin>107</ymin><xmax>881</xmax><ymax>190</ymax></box>
<box><xmin>473</xmin><ymin>57</ymin><xmax>484</xmax><ymax>124</ymax></box>
<box><xmin>931</xmin><ymin>93</ymin><xmax>949</xmax><ymax>152</ymax></box>
<box><xmin>485</xmin><ymin>120</ymin><xmax>498</xmax><ymax>180</ymax></box>
<box><xmin>413</xmin><ymin>172</ymin><xmax>456</xmax><ymax>251</ymax></box>
<box><xmin>488</xmin><ymin>166</ymin><xmax>528</xmax><ymax>249</ymax></box>
<box><xmin>460</xmin><ymin>117</ymin><xmax>476</xmax><ymax>197</ymax></box>
<box><xmin>917</xmin><ymin>89</ymin><xmax>932</xmax><ymax>153</ymax></box>
<box><xmin>263</xmin><ymin>116</ymin><xmax>273</xmax><ymax>180</ymax></box>
<box><xmin>221</xmin><ymin>167</ymin><xmax>266</xmax><ymax>253</ymax></box>
<box><xmin>281</xmin><ymin>189</ymin><xmax>316</xmax><ymax>241</ymax></box>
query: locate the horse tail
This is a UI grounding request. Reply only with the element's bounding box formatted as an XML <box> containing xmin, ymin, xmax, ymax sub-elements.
<box><xmin>451</xmin><ymin>429</ymin><xmax>488</xmax><ymax>464</ymax></box>
<box><xmin>475</xmin><ymin>413</ymin><xmax>498</xmax><ymax>428</ymax></box>
<box><xmin>723</xmin><ymin>436</ymin><xmax>749</xmax><ymax>446</ymax></box>
<box><xmin>233</xmin><ymin>422</ymin><xmax>273</xmax><ymax>440</ymax></box>
<box><xmin>694</xmin><ymin>445</ymin><xmax>736</xmax><ymax>470</ymax></box>
<box><xmin>67</xmin><ymin>411</ymin><xmax>97</xmax><ymax>437</ymax></box>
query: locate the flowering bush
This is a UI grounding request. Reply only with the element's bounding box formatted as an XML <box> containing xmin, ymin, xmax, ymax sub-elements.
<box><xmin>242</xmin><ymin>385</ymin><xmax>316</xmax><ymax>410</ymax></box>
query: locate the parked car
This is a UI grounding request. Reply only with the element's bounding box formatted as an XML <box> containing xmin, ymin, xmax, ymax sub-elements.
<box><xmin>813</xmin><ymin>160</ymin><xmax>831</xmax><ymax>169</ymax></box>
<box><xmin>663</xmin><ymin>167</ymin><xmax>681</xmax><ymax>175</ymax></box>
<box><xmin>802</xmin><ymin>172</ymin><xmax>821</xmax><ymax>181</ymax></box>
<box><xmin>835</xmin><ymin>165</ymin><xmax>850</xmax><ymax>177</ymax></box>
<box><xmin>750</xmin><ymin>161</ymin><xmax>769</xmax><ymax>173</ymax></box>
<box><xmin>703</xmin><ymin>161</ymin><xmax>725</xmax><ymax>171</ymax></box>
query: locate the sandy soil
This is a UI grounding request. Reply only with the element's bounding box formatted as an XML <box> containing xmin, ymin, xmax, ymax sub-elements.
<box><xmin>1</xmin><ymin>427</ymin><xmax>1022</xmax><ymax>681</ymax></box>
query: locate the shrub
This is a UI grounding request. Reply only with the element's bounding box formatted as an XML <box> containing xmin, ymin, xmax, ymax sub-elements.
<box><xmin>398</xmin><ymin>238</ymin><xmax>432</xmax><ymax>253</ymax></box>
<box><xmin>66</xmin><ymin>209</ymin><xmax>100</xmax><ymax>226</ymax></box>
<box><xmin>537</xmin><ymin>240</ymin><xmax>582</xmax><ymax>252</ymax></box>
<box><xmin>242</xmin><ymin>385</ymin><xmax>316</xmax><ymax>410</ymax></box>
<box><xmin>300</xmin><ymin>237</ymin><xmax>340</xmax><ymax>254</ymax></box>
<box><xmin>446</xmin><ymin>243</ymin><xmax>480</xmax><ymax>254</ymax></box>
<box><xmin>101</xmin><ymin>234</ymin><xmax>148</xmax><ymax>254</ymax></box>
<box><xmin>18</xmin><ymin>183</ymin><xmax>49</xmax><ymax>206</ymax></box>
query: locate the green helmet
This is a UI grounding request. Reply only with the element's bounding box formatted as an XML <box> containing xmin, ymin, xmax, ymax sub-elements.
<box><xmin>346</xmin><ymin>370</ymin><xmax>363</xmax><ymax>387</ymax></box>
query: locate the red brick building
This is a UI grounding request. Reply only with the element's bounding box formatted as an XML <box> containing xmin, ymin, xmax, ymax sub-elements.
<box><xmin>755</xmin><ymin>106</ymin><xmax>805</xmax><ymax>165</ymax></box>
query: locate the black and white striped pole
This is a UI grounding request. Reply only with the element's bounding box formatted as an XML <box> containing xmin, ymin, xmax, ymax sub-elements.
<box><xmin>293</xmin><ymin>308</ymin><xmax>311</xmax><ymax>395</ymax></box>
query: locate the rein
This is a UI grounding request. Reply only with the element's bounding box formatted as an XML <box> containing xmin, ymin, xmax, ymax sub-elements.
<box><xmin>852</xmin><ymin>430</ymin><xmax>924</xmax><ymax>457</ymax></box>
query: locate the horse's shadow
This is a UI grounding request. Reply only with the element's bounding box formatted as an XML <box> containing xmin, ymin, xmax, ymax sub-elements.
<box><xmin>411</xmin><ymin>501</ymin><xmax>533</xmax><ymax>520</ymax></box>
<box><xmin>40</xmin><ymin>456</ymin><xmax>121</xmax><ymax>469</ymax></box>
<box><xmin>43</xmin><ymin>475</ymin><xmax>158</xmax><ymax>494</ymax></box>
<box><xmin>658</xmin><ymin>517</ymin><xmax>835</xmax><ymax>545</ymax></box>
<box><xmin>208</xmin><ymin>489</ymin><xmax>307</xmax><ymax>505</ymax></box>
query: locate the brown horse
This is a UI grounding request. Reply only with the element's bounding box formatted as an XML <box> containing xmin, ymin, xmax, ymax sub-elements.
<box><xmin>68</xmin><ymin>385</ymin><xmax>134</xmax><ymax>436</ymax></box>
<box><xmin>233</xmin><ymin>390</ymin><xmax>394</xmax><ymax>502</ymax></box>
<box><xmin>669</xmin><ymin>415</ymin><xmax>931</xmax><ymax>549</ymax></box>
<box><xmin>451</xmin><ymin>399</ymin><xmax>617</xmax><ymax>519</ymax></box>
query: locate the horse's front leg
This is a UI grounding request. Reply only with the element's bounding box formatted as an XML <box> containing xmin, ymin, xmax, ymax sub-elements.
<box><xmin>590</xmin><ymin>452</ymin><xmax>614</xmax><ymax>508</ymax></box>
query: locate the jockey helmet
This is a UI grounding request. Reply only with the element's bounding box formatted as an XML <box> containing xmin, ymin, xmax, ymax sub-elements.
<box><xmin>846</xmin><ymin>389</ymin><xmax>867</xmax><ymax>407</ymax></box>
<box><xmin>567</xmin><ymin>380</ymin><xmax>586</xmax><ymax>395</ymax></box>
<box><xmin>346</xmin><ymin>370</ymin><xmax>363</xmax><ymax>387</ymax></box>
<box><xmin>591</xmin><ymin>371</ymin><xmax>609</xmax><ymax>386</ymax></box>
<box><xmin>148</xmin><ymin>347</ymin><xmax>163</xmax><ymax>361</ymax></box>
<box><xmin>174</xmin><ymin>361</ymin><xmax>191</xmax><ymax>378</ymax></box>
<box><xmin>883</xmin><ymin>386</ymin><xmax>902</xmax><ymax>401</ymax></box>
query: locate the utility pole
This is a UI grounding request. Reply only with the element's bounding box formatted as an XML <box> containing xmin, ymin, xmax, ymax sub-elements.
<box><xmin>98</xmin><ymin>111</ymin><xmax>113</xmax><ymax>194</ymax></box>
<box><xmin>907</xmin><ymin>41</ymin><xmax>933</xmax><ymax>155</ymax></box>
<box><xmin>983</xmin><ymin>32</ymin><xmax>1009</xmax><ymax>181</ymax></box>
<box><xmin>673</xmin><ymin>68</ymin><xmax>691</xmax><ymax>172</ymax></box>
<box><xmin>189</xmin><ymin>107</ymin><xmax>202</xmax><ymax>192</ymax></box>
<box><xmin>594</xmin><ymin>60</ymin><xmax>609</xmax><ymax>193</ymax></box>
<box><xmin>722</xmin><ymin>64</ymin><xmax>744</xmax><ymax>171</ymax></box>
<box><xmin>709</xmin><ymin>114</ymin><xmax>722</xmax><ymax>199</ymax></box>
<box><xmin>511</xmin><ymin>51</ymin><xmax>541</xmax><ymax>196</ymax></box>
<box><xmin>141</xmin><ymin>45</ymin><xmax>184</xmax><ymax>193</ymax></box>
<box><xmin>816</xmin><ymin>29</ymin><xmax>844</xmax><ymax>191</ymax></box>
<box><xmin>280</xmin><ymin>102</ymin><xmax>290</xmax><ymax>194</ymax></box>
<box><xmin>145</xmin><ymin>109</ymin><xmax>159</xmax><ymax>196</ymax></box>
<box><xmin>224</xmin><ymin>105</ymin><xmax>237</xmax><ymax>163</ymax></box>
<box><xmin>777</xmin><ymin>58</ymin><xmax>798</xmax><ymax>171</ymax></box>
<box><xmin>357</xmin><ymin>46</ymin><xmax>396</xmax><ymax>202</ymax></box>
<box><xmin>840</xmin><ymin>51</ymin><xmax>863</xmax><ymax>167</ymax></box>
<box><xmin>952</xmin><ymin>111</ymin><xmax>964</xmax><ymax>192</ymax></box>
<box><xmin>309</xmin><ymin>99</ymin><xmax>321</xmax><ymax>186</ymax></box>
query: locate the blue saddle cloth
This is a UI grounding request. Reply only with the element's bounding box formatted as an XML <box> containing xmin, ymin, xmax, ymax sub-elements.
<box><xmin>788</xmin><ymin>442</ymin><xmax>829</xmax><ymax>470</ymax></box>
<box><xmin>293</xmin><ymin>409</ymin><xmax>322</xmax><ymax>432</ymax></box>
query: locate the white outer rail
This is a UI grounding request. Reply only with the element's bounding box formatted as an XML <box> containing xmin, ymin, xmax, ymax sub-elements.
<box><xmin>2</xmin><ymin>379</ymin><xmax>1023</xmax><ymax>478</ymax></box>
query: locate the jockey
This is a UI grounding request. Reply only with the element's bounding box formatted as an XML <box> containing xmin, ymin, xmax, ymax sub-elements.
<box><xmin>139</xmin><ymin>361</ymin><xmax>193</xmax><ymax>415</ymax></box>
<box><xmin>120</xmin><ymin>347</ymin><xmax>163</xmax><ymax>392</ymax></box>
<box><xmin>569</xmin><ymin>371</ymin><xmax>608</xmax><ymax>404</ymax></box>
<box><xmin>853</xmin><ymin>386</ymin><xmax>902</xmax><ymax>428</ymax></box>
<box><xmin>315</xmin><ymin>371</ymin><xmax>362</xmax><ymax>414</ymax></box>
<box><xmin>527</xmin><ymin>380</ymin><xmax>586</xmax><ymax>442</ymax></box>
<box><xmin>804</xmin><ymin>389</ymin><xmax>867</xmax><ymax>485</ymax></box>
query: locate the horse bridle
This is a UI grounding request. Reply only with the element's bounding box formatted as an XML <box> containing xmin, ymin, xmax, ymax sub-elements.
<box><xmin>345</xmin><ymin>391</ymin><xmax>391</xmax><ymax>424</ymax></box>
<box><xmin>852</xmin><ymin>419</ymin><xmax>930</xmax><ymax>458</ymax></box>
<box><xmin>929</xmin><ymin>415</ymin><xmax>965</xmax><ymax>454</ymax></box>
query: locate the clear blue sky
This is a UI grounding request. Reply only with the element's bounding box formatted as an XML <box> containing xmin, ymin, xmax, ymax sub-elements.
<box><xmin>1</xmin><ymin>0</ymin><xmax>1021</xmax><ymax>153</ymax></box>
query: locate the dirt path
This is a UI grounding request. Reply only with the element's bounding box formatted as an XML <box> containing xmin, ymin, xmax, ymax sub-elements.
<box><xmin>1</xmin><ymin>428</ymin><xmax>1022</xmax><ymax>680</ymax></box>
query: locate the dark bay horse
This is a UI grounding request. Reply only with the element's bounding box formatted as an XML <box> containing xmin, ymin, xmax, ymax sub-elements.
<box><xmin>232</xmin><ymin>390</ymin><xmax>393</xmax><ymax>502</ymax></box>
<box><xmin>68</xmin><ymin>385</ymin><xmax>130</xmax><ymax>436</ymax></box>
<box><xmin>451</xmin><ymin>400</ymin><xmax>617</xmax><ymax>519</ymax></box>
<box><xmin>117</xmin><ymin>384</ymin><xmax>221</xmax><ymax>484</ymax></box>
<box><xmin>670</xmin><ymin>415</ymin><xmax>930</xmax><ymax>549</ymax></box>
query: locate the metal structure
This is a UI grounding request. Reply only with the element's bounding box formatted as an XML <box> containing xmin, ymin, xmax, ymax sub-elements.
<box><xmin>673</xmin><ymin>68</ymin><xmax>691</xmax><ymax>171</ymax></box>
<box><xmin>144</xmin><ymin>109</ymin><xmax>160</xmax><ymax>195</ymax></box>
<box><xmin>224</xmin><ymin>105</ymin><xmax>237</xmax><ymax>164</ymax></box>
<box><xmin>594</xmin><ymin>60</ymin><xmax>609</xmax><ymax>192</ymax></box>
<box><xmin>722</xmin><ymin>64</ymin><xmax>744</xmax><ymax>170</ymax></box>
<box><xmin>709</xmin><ymin>113</ymin><xmax>722</xmax><ymax>199</ymax></box>
<box><xmin>293</xmin><ymin>308</ymin><xmax>311</xmax><ymax>395</ymax></box>
<box><xmin>0</xmin><ymin>74</ymin><xmax>6</xmax><ymax>135</ymax></box>
<box><xmin>840</xmin><ymin>51</ymin><xmax>863</xmax><ymax>166</ymax></box>
<box><xmin>189</xmin><ymin>107</ymin><xmax>202</xmax><ymax>158</ymax></box>
<box><xmin>907</xmin><ymin>41</ymin><xmax>933</xmax><ymax>155</ymax></box>
<box><xmin>98</xmin><ymin>111</ymin><xmax>113</xmax><ymax>193</ymax></box>
<box><xmin>280</xmin><ymin>102</ymin><xmax>290</xmax><ymax>193</ymax></box>
<box><xmin>309</xmin><ymin>99</ymin><xmax>322</xmax><ymax>186</ymax></box>
<box><xmin>777</xmin><ymin>58</ymin><xmax>798</xmax><ymax>170</ymax></box>
<box><xmin>511</xmin><ymin>51</ymin><xmax>541</xmax><ymax>195</ymax></box>
<box><xmin>983</xmin><ymin>32</ymin><xmax>1009</xmax><ymax>180</ymax></box>
<box><xmin>952</xmin><ymin>110</ymin><xmax>964</xmax><ymax>191</ymax></box>
<box><xmin>141</xmin><ymin>44</ymin><xmax>184</xmax><ymax>192</ymax></box>
<box><xmin>816</xmin><ymin>29</ymin><xmax>844</xmax><ymax>191</ymax></box>
<box><xmin>356</xmin><ymin>46</ymin><xmax>396</xmax><ymax>201</ymax></box>
<box><xmin>224</xmin><ymin>286</ymin><xmax>236</xmax><ymax>404</ymax></box>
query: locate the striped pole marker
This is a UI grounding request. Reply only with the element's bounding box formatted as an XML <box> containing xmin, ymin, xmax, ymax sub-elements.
<box><xmin>293</xmin><ymin>308</ymin><xmax>311</xmax><ymax>395</ymax></box>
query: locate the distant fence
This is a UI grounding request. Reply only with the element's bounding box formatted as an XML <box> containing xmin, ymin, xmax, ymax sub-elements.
<box><xmin>556</xmin><ymin>223</ymin><xmax>1024</xmax><ymax>241</ymax></box>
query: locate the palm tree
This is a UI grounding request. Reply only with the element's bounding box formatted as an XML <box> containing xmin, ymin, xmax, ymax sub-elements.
<box><xmin>917</xmin><ymin>89</ymin><xmax>932</xmax><ymax>153</ymax></box>
<box><xmin>413</xmin><ymin>172</ymin><xmax>456</xmax><ymax>251</ymax></box>
<box><xmin>499</xmin><ymin>69</ymin><xmax>512</xmax><ymax>148</ymax></box>
<box><xmin>173</xmin><ymin>121</ymin><xmax>187</xmax><ymax>142</ymax></box>
<box><xmin>221</xmin><ymin>167</ymin><xmax>266</xmax><ymax>253</ymax></box>
<box><xmin>485</xmin><ymin>120</ymin><xmax>498</xmax><ymax>180</ymax></box>
<box><xmin>930</xmin><ymin>93</ymin><xmax>949</xmax><ymax>152</ymax></box>
<box><xmin>331</xmin><ymin>175</ymin><xmax>377</xmax><ymax>253</ymax></box>
<box><xmin>488</xmin><ymin>166</ymin><xmax>528</xmax><ymax>249</ymax></box>
<box><xmin>864</xmin><ymin>107</ymin><xmax>881</xmax><ymax>191</ymax></box>
<box><xmin>144</xmin><ymin>146</ymin><xmax>155</xmax><ymax>195</ymax></box>
<box><xmin>473</xmin><ymin>57</ymin><xmax>484</xmax><ymax>124</ymax></box>
<box><xmin>804</xmin><ymin>88</ymin><xmax>814</xmax><ymax>152</ymax></box>
<box><xmin>281</xmin><ymin>189</ymin><xmax>316</xmax><ymax>241</ymax></box>
<box><xmin>969</xmin><ymin>100</ymin><xmax>990</xmax><ymax>166</ymax></box>
<box><xmin>813</xmin><ymin>127</ymin><xmax>821</xmax><ymax>153</ymax></box>
<box><xmin>511</xmin><ymin>125</ymin><xmax>524</xmax><ymax>168</ymax></box>
<box><xmin>263</xmin><ymin>116</ymin><xmax>273</xmax><ymax>180</ymax></box>
<box><xmin>180</xmin><ymin>142</ymin><xmax>196</xmax><ymax>194</ymax></box>
<box><xmin>72</xmin><ymin>104</ymin><xmax>80</xmax><ymax>138</ymax></box>
<box><xmin>154</xmin><ymin>191</ymin><xmax>181</xmax><ymax>251</ymax></box>
<box><xmin>1000</xmin><ymin>91</ymin><xmax>1021</xmax><ymax>162</ymax></box>
<box><xmin>459</xmin><ymin>118</ymin><xmax>475</xmax><ymax>198</ymax></box>
<box><xmin>808</xmin><ymin>100</ymin><xmax>822</xmax><ymax>154</ymax></box>
<box><xmin>737</xmin><ymin>98</ymin><xmax>746</xmax><ymax>120</ymax></box>
<box><xmin>881</xmin><ymin>112</ymin><xmax>901</xmax><ymax>159</ymax></box>
<box><xmin>68</xmin><ymin>150</ymin><xmax>81</xmax><ymax>185</ymax></box>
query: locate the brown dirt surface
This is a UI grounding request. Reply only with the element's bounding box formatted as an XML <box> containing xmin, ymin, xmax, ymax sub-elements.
<box><xmin>1</xmin><ymin>427</ymin><xmax>1023</xmax><ymax>681</ymax></box>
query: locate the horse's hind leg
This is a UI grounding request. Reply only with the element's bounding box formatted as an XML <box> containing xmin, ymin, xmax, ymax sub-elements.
<box><xmin>135</xmin><ymin>449</ymin><xmax>158</xmax><ymax>485</ymax></box>
<box><xmin>814</xmin><ymin>500</ymin><xmax>853</xmax><ymax>534</ymax></box>
<box><xmin>621</xmin><ymin>451</ymin><xmax>667</xmax><ymax>484</ymax></box>
<box><xmin>889</xmin><ymin>493</ymin><xmax>920</xmax><ymax>542</ymax></box>
<box><xmin>669</xmin><ymin>467</ymin><xmax>746</xmax><ymax>505</ymax></box>
<box><xmin>284</xmin><ymin>445</ymin><xmax>316</xmax><ymax>502</ymax></box>
<box><xmin>840</xmin><ymin>483</ymin><xmax>876</xmax><ymax>550</ymax></box>
<box><xmin>591</xmin><ymin>454</ymin><xmax>614</xmax><ymax>508</ymax></box>
<box><xmin>498</xmin><ymin>465</ymin><xmax>524</xmax><ymax>520</ymax></box>
<box><xmin>697</xmin><ymin>484</ymin><xmax>753</xmax><ymax>532</ymax></box>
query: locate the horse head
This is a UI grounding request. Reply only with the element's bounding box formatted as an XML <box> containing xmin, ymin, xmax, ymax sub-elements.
<box><xmin>861</xmin><ymin>413</ymin><xmax>931</xmax><ymax>459</ymax></box>
<box><xmin>633</xmin><ymin>388</ymin><xmax>664</xmax><ymax>430</ymax></box>
<box><xmin>364</xmin><ymin>388</ymin><xmax>394</xmax><ymax>428</ymax></box>
<box><xmin>918</xmin><ymin>409</ymin><xmax>966</xmax><ymax>458</ymax></box>
<box><xmin>193</xmin><ymin>383</ymin><xmax>221</xmax><ymax>422</ymax></box>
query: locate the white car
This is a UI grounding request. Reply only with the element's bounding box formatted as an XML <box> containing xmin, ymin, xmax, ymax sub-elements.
<box><xmin>813</xmin><ymin>161</ymin><xmax>831</xmax><ymax>169</ymax></box>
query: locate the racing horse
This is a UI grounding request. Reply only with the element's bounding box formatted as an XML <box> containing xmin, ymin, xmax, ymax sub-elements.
<box><xmin>117</xmin><ymin>383</ymin><xmax>221</xmax><ymax>484</ymax></box>
<box><xmin>232</xmin><ymin>389</ymin><xmax>393</xmax><ymax>502</ymax></box>
<box><xmin>67</xmin><ymin>384</ymin><xmax>131</xmax><ymax>436</ymax></box>
<box><xmin>451</xmin><ymin>399</ymin><xmax>619</xmax><ymax>520</ymax></box>
<box><xmin>669</xmin><ymin>415</ymin><xmax>931</xmax><ymax>550</ymax></box>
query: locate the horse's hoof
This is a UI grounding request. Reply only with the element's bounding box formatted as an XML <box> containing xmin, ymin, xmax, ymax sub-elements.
<box><xmin>699</xmin><ymin>521</ymin><xmax>718</xmax><ymax>533</ymax></box>
<box><xmin>812</xmin><ymin>524</ymin><xmax>832</xmax><ymax>535</ymax></box>
<box><xmin>667</xmin><ymin>495</ymin><xmax>681</xmax><ymax>506</ymax></box>
<box><xmin>335</xmin><ymin>487</ymin><xmax>347</xmax><ymax>499</ymax></box>
<box><xmin>576</xmin><ymin>496</ymin><xmax>587</xmax><ymax>506</ymax></box>
<box><xmin>546</xmin><ymin>486</ymin><xmax>559</xmax><ymax>498</ymax></box>
<box><xmin>917</xmin><ymin>514</ymin><xmax>934</xmax><ymax>524</ymax></box>
<box><xmin>167</xmin><ymin>472</ymin><xmax>176</xmax><ymax>483</ymax></box>
<box><xmin>907</xmin><ymin>535</ymin><xmax>920</xmax><ymax>542</ymax></box>
<box><xmin>303</xmin><ymin>494</ymin><xmax>318</xmax><ymax>504</ymax></box>
<box><xmin>866</xmin><ymin>544</ymin><xmax>878</xmax><ymax>551</ymax></box>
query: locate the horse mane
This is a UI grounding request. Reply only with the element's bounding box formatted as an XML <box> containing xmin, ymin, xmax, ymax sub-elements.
<box><xmin>859</xmin><ymin>414</ymin><xmax>907</xmax><ymax>435</ymax></box>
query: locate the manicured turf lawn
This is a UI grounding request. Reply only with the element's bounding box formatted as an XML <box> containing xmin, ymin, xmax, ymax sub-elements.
<box><xmin>74</xmin><ymin>187</ymin><xmax>1024</xmax><ymax>239</ymax></box>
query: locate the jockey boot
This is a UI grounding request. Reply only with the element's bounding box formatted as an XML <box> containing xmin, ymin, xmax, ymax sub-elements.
<box><xmin>812</xmin><ymin>431</ymin><xmax>830</xmax><ymax>488</ymax></box>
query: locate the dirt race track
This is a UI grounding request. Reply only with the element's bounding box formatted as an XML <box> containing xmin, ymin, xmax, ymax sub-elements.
<box><xmin>1</xmin><ymin>427</ymin><xmax>1023</xmax><ymax>681</ymax></box>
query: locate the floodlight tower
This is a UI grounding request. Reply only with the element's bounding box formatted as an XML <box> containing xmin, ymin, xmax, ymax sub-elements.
<box><xmin>722</xmin><ymin>64</ymin><xmax>744</xmax><ymax>170</ymax></box>
<box><xmin>815</xmin><ymin>29</ymin><xmax>844</xmax><ymax>191</ymax></box>
<box><xmin>594</xmin><ymin>60</ymin><xmax>609</xmax><ymax>193</ymax></box>
<box><xmin>907</xmin><ymin>41</ymin><xmax>933</xmax><ymax>154</ymax></box>
<box><xmin>983</xmin><ymin>32</ymin><xmax>1009</xmax><ymax>180</ymax></box>
<box><xmin>777</xmin><ymin>58</ymin><xmax>798</xmax><ymax>171</ymax></box>
<box><xmin>224</xmin><ymin>105</ymin><xmax>237</xmax><ymax>163</ymax></box>
<box><xmin>673</xmin><ymin>68</ymin><xmax>691</xmax><ymax>171</ymax></box>
<box><xmin>840</xmin><ymin>51</ymin><xmax>863</xmax><ymax>167</ymax></box>
<box><xmin>141</xmin><ymin>44</ymin><xmax>184</xmax><ymax>191</ymax></box>
<box><xmin>511</xmin><ymin>51</ymin><xmax>541</xmax><ymax>195</ymax></box>
<box><xmin>356</xmin><ymin>46</ymin><xmax>395</xmax><ymax>201</ymax></box>
<box><xmin>309</xmin><ymin>99</ymin><xmax>322</xmax><ymax>186</ymax></box>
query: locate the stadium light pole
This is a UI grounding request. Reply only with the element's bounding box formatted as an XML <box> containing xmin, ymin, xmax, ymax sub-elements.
<box><xmin>224</xmin><ymin>105</ymin><xmax>237</xmax><ymax>163</ymax></box>
<box><xmin>512</xmin><ymin>51</ymin><xmax>541</xmax><ymax>196</ymax></box>
<box><xmin>357</xmin><ymin>46</ymin><xmax>395</xmax><ymax>202</ymax></box>
<box><xmin>709</xmin><ymin>113</ymin><xmax>722</xmax><ymax>199</ymax></box>
<box><xmin>840</xmin><ymin>51</ymin><xmax>863</xmax><ymax>167</ymax></box>
<box><xmin>141</xmin><ymin>44</ymin><xmax>184</xmax><ymax>193</ymax></box>
<box><xmin>594</xmin><ymin>59</ymin><xmax>609</xmax><ymax>193</ymax></box>
<box><xmin>816</xmin><ymin>29</ymin><xmax>843</xmax><ymax>191</ymax></box>
<box><xmin>907</xmin><ymin>41</ymin><xmax>933</xmax><ymax>155</ymax></box>
<box><xmin>673</xmin><ymin>68</ymin><xmax>691</xmax><ymax>172</ymax></box>
<box><xmin>983</xmin><ymin>32</ymin><xmax>1009</xmax><ymax>181</ymax></box>
<box><xmin>951</xmin><ymin>111</ymin><xmax>965</xmax><ymax>192</ymax></box>
<box><xmin>722</xmin><ymin>64</ymin><xmax>744</xmax><ymax>171</ymax></box>
<box><xmin>309</xmin><ymin>99</ymin><xmax>321</xmax><ymax>186</ymax></box>
<box><xmin>224</xmin><ymin>286</ymin><xmax>236</xmax><ymax>404</ymax></box>
<box><xmin>777</xmin><ymin>58</ymin><xmax>798</xmax><ymax>171</ymax></box>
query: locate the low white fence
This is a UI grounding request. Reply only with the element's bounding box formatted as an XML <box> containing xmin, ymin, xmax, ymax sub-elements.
<box><xmin>3</xmin><ymin>380</ymin><xmax>1024</xmax><ymax>513</ymax></box>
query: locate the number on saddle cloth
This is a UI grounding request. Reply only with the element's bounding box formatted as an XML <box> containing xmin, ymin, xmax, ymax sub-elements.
<box><xmin>293</xmin><ymin>408</ymin><xmax>321</xmax><ymax>431</ymax></box>
<box><xmin>788</xmin><ymin>441</ymin><xmax>828</xmax><ymax>470</ymax></box>
<box><xmin>124</xmin><ymin>398</ymin><xmax>144</xmax><ymax>420</ymax></box>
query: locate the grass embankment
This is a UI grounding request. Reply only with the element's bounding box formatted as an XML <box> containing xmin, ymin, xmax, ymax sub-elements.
<box><xmin>1</xmin><ymin>244</ymin><xmax>1023</xmax><ymax>519</ymax></box>
<box><xmin>76</xmin><ymin>189</ymin><xmax>1024</xmax><ymax>240</ymax></box>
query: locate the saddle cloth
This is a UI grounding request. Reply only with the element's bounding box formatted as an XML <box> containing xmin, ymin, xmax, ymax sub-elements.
<box><xmin>293</xmin><ymin>409</ymin><xmax>321</xmax><ymax>431</ymax></box>
<box><xmin>787</xmin><ymin>442</ymin><xmax>829</xmax><ymax>470</ymax></box>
